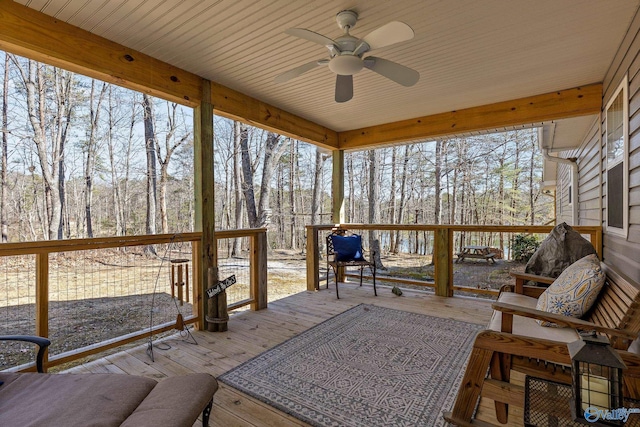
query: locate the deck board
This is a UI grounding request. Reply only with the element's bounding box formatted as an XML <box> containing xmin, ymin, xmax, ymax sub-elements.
<box><xmin>64</xmin><ymin>282</ymin><xmax>511</xmax><ymax>426</ymax></box>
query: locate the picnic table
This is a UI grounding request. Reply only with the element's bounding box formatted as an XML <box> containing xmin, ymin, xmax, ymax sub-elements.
<box><xmin>455</xmin><ymin>245</ymin><xmax>496</xmax><ymax>264</ymax></box>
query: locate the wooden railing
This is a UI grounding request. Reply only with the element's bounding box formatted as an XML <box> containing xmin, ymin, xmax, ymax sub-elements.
<box><xmin>0</xmin><ymin>229</ymin><xmax>267</xmax><ymax>371</ymax></box>
<box><xmin>306</xmin><ymin>224</ymin><xmax>602</xmax><ymax>297</ymax></box>
<box><xmin>214</xmin><ymin>228</ymin><xmax>268</xmax><ymax>311</ymax></box>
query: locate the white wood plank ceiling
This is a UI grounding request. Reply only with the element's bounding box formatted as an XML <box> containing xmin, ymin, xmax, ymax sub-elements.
<box><xmin>16</xmin><ymin>0</ymin><xmax>640</xmax><ymax>135</ymax></box>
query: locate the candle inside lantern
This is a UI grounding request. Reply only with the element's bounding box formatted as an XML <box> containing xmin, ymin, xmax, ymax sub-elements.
<box><xmin>581</xmin><ymin>374</ymin><xmax>610</xmax><ymax>411</ymax></box>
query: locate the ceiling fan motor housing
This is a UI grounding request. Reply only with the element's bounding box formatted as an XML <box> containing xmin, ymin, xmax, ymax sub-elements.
<box><xmin>336</xmin><ymin>10</ymin><xmax>358</xmax><ymax>31</ymax></box>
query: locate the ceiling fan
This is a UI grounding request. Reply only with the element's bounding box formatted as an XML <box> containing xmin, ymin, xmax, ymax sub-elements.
<box><xmin>274</xmin><ymin>10</ymin><xmax>420</xmax><ymax>103</ymax></box>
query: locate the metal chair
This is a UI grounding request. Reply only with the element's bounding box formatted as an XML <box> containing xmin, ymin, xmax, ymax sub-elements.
<box><xmin>326</xmin><ymin>230</ymin><xmax>377</xmax><ymax>299</ymax></box>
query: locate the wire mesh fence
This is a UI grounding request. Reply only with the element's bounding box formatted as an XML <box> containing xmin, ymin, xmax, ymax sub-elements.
<box><xmin>0</xmin><ymin>238</ymin><xmax>197</xmax><ymax>370</ymax></box>
<box><xmin>217</xmin><ymin>235</ymin><xmax>251</xmax><ymax>308</ymax></box>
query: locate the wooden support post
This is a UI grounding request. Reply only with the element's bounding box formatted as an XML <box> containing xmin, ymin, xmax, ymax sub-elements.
<box><xmin>250</xmin><ymin>230</ymin><xmax>268</xmax><ymax>310</ymax></box>
<box><xmin>434</xmin><ymin>227</ymin><xmax>453</xmax><ymax>297</ymax></box>
<box><xmin>592</xmin><ymin>228</ymin><xmax>602</xmax><ymax>260</ymax></box>
<box><xmin>35</xmin><ymin>252</ymin><xmax>48</xmax><ymax>371</ymax></box>
<box><xmin>206</xmin><ymin>267</ymin><xmax>228</xmax><ymax>331</ymax></box>
<box><xmin>331</xmin><ymin>150</ymin><xmax>344</xmax><ymax>224</ymax></box>
<box><xmin>330</xmin><ymin>153</ymin><xmax>346</xmax><ymax>301</ymax></box>
<box><xmin>194</xmin><ymin>79</ymin><xmax>225</xmax><ymax>331</ymax></box>
<box><xmin>306</xmin><ymin>225</ymin><xmax>320</xmax><ymax>291</ymax></box>
<box><xmin>191</xmin><ymin>241</ymin><xmax>201</xmax><ymax>327</ymax></box>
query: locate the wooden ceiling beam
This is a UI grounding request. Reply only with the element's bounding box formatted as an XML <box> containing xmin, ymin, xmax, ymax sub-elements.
<box><xmin>210</xmin><ymin>82</ymin><xmax>338</xmax><ymax>149</ymax></box>
<box><xmin>0</xmin><ymin>1</ymin><xmax>337</xmax><ymax>148</ymax></box>
<box><xmin>337</xmin><ymin>83</ymin><xmax>603</xmax><ymax>150</ymax></box>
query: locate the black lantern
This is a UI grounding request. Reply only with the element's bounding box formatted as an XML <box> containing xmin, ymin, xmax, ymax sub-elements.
<box><xmin>568</xmin><ymin>332</ymin><xmax>626</xmax><ymax>425</ymax></box>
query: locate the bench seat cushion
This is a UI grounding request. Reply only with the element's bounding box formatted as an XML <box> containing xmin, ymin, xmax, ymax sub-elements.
<box><xmin>121</xmin><ymin>373</ymin><xmax>218</xmax><ymax>427</ymax></box>
<box><xmin>0</xmin><ymin>372</ymin><xmax>157</xmax><ymax>427</ymax></box>
<box><xmin>488</xmin><ymin>292</ymin><xmax>579</xmax><ymax>343</ymax></box>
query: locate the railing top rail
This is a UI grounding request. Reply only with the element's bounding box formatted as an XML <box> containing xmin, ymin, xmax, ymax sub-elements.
<box><xmin>306</xmin><ymin>223</ymin><xmax>602</xmax><ymax>233</ymax></box>
<box><xmin>214</xmin><ymin>228</ymin><xmax>268</xmax><ymax>239</ymax></box>
<box><xmin>0</xmin><ymin>228</ymin><xmax>269</xmax><ymax>257</ymax></box>
<box><xmin>0</xmin><ymin>232</ymin><xmax>203</xmax><ymax>256</ymax></box>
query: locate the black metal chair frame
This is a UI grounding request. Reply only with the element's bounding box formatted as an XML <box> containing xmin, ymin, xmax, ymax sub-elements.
<box><xmin>326</xmin><ymin>230</ymin><xmax>377</xmax><ymax>299</ymax></box>
<box><xmin>0</xmin><ymin>335</ymin><xmax>50</xmax><ymax>372</ymax></box>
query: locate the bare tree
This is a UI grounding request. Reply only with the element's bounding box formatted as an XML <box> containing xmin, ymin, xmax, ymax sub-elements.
<box><xmin>240</xmin><ymin>124</ymin><xmax>259</xmax><ymax>228</ymax></box>
<box><xmin>256</xmin><ymin>134</ymin><xmax>287</xmax><ymax>228</ymax></box>
<box><xmin>232</xmin><ymin>120</ymin><xmax>244</xmax><ymax>255</ymax></box>
<box><xmin>1</xmin><ymin>54</ymin><xmax>8</xmax><ymax>242</ymax></box>
<box><xmin>289</xmin><ymin>141</ymin><xmax>297</xmax><ymax>249</ymax></box>
<box><xmin>368</xmin><ymin>150</ymin><xmax>385</xmax><ymax>268</ymax></box>
<box><xmin>13</xmin><ymin>59</ymin><xmax>74</xmax><ymax>240</ymax></box>
<box><xmin>142</xmin><ymin>93</ymin><xmax>158</xmax><ymax>238</ymax></box>
<box><xmin>528</xmin><ymin>133</ymin><xmax>537</xmax><ymax>225</ymax></box>
<box><xmin>388</xmin><ymin>147</ymin><xmax>397</xmax><ymax>251</ymax></box>
<box><xmin>392</xmin><ymin>144</ymin><xmax>411</xmax><ymax>253</ymax></box>
<box><xmin>310</xmin><ymin>148</ymin><xmax>325</xmax><ymax>225</ymax></box>
<box><xmin>83</xmin><ymin>80</ymin><xmax>107</xmax><ymax>238</ymax></box>
<box><xmin>156</xmin><ymin>102</ymin><xmax>190</xmax><ymax>234</ymax></box>
<box><xmin>105</xmin><ymin>86</ymin><xmax>136</xmax><ymax>236</ymax></box>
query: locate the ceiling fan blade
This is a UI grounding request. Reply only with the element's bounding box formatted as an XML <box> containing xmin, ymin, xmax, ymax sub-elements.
<box><xmin>364</xmin><ymin>57</ymin><xmax>419</xmax><ymax>87</ymax></box>
<box><xmin>362</xmin><ymin>21</ymin><xmax>414</xmax><ymax>51</ymax></box>
<box><xmin>335</xmin><ymin>75</ymin><xmax>353</xmax><ymax>103</ymax></box>
<box><xmin>285</xmin><ymin>28</ymin><xmax>338</xmax><ymax>51</ymax></box>
<box><xmin>274</xmin><ymin>60</ymin><xmax>323</xmax><ymax>83</ymax></box>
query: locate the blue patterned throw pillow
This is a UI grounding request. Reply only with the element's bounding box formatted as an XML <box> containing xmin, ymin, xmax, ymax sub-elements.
<box><xmin>535</xmin><ymin>254</ymin><xmax>605</xmax><ymax>327</ymax></box>
<box><xmin>330</xmin><ymin>234</ymin><xmax>364</xmax><ymax>262</ymax></box>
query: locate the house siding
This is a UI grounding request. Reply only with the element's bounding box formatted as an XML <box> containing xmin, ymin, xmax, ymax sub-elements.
<box><xmin>574</xmin><ymin>6</ymin><xmax>640</xmax><ymax>284</ymax></box>
<box><xmin>578</xmin><ymin>118</ymin><xmax>602</xmax><ymax>226</ymax></box>
<box><xmin>556</xmin><ymin>163</ymin><xmax>572</xmax><ymax>224</ymax></box>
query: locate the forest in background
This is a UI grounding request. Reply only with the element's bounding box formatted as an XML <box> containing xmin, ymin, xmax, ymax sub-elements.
<box><xmin>0</xmin><ymin>53</ymin><xmax>552</xmax><ymax>247</ymax></box>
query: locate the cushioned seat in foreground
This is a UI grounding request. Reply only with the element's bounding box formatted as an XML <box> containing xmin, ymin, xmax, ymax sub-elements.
<box><xmin>0</xmin><ymin>371</ymin><xmax>218</xmax><ymax>427</ymax></box>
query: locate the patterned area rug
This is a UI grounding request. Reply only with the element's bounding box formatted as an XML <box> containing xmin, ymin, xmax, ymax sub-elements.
<box><xmin>218</xmin><ymin>304</ymin><xmax>483</xmax><ymax>427</ymax></box>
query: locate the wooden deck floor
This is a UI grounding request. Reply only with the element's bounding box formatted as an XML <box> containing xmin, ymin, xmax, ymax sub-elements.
<box><xmin>64</xmin><ymin>283</ymin><xmax>514</xmax><ymax>427</ymax></box>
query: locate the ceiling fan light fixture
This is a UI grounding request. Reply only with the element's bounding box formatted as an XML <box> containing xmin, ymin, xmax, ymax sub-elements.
<box><xmin>328</xmin><ymin>55</ymin><xmax>363</xmax><ymax>75</ymax></box>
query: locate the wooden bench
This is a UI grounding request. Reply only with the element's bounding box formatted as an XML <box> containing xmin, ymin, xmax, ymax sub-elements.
<box><xmin>444</xmin><ymin>263</ymin><xmax>640</xmax><ymax>426</ymax></box>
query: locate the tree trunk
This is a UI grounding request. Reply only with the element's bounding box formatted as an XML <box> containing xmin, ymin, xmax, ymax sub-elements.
<box><xmin>1</xmin><ymin>54</ymin><xmax>8</xmax><ymax>242</ymax></box>
<box><xmin>84</xmin><ymin>80</ymin><xmax>107</xmax><ymax>238</ymax></box>
<box><xmin>289</xmin><ymin>141</ymin><xmax>297</xmax><ymax>249</ymax></box>
<box><xmin>156</xmin><ymin>102</ymin><xmax>190</xmax><ymax>234</ymax></box>
<box><xmin>232</xmin><ymin>121</ymin><xmax>244</xmax><ymax>255</ymax></box>
<box><xmin>106</xmin><ymin>86</ymin><xmax>125</xmax><ymax>236</ymax></box>
<box><xmin>368</xmin><ymin>150</ymin><xmax>385</xmax><ymax>269</ymax></box>
<box><xmin>394</xmin><ymin>145</ymin><xmax>411</xmax><ymax>253</ymax></box>
<box><xmin>389</xmin><ymin>147</ymin><xmax>397</xmax><ymax>251</ymax></box>
<box><xmin>240</xmin><ymin>124</ymin><xmax>259</xmax><ymax>228</ymax></box>
<box><xmin>529</xmin><ymin>133</ymin><xmax>536</xmax><ymax>225</ymax></box>
<box><xmin>434</xmin><ymin>140</ymin><xmax>443</xmax><ymax>225</ymax></box>
<box><xmin>142</xmin><ymin>94</ymin><xmax>157</xmax><ymax>241</ymax></box>
<box><xmin>510</xmin><ymin>133</ymin><xmax>521</xmax><ymax>226</ymax></box>
<box><xmin>121</xmin><ymin>93</ymin><xmax>136</xmax><ymax>235</ymax></box>
<box><xmin>257</xmin><ymin>133</ymin><xmax>287</xmax><ymax>228</ymax></box>
<box><xmin>311</xmin><ymin>148</ymin><xmax>324</xmax><ymax>225</ymax></box>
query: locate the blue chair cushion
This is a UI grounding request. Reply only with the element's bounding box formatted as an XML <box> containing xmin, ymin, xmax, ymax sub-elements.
<box><xmin>331</xmin><ymin>234</ymin><xmax>364</xmax><ymax>262</ymax></box>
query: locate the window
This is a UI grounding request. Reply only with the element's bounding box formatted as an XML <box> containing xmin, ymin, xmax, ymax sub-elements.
<box><xmin>605</xmin><ymin>77</ymin><xmax>629</xmax><ymax>236</ymax></box>
<box><xmin>568</xmin><ymin>169</ymin><xmax>573</xmax><ymax>207</ymax></box>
